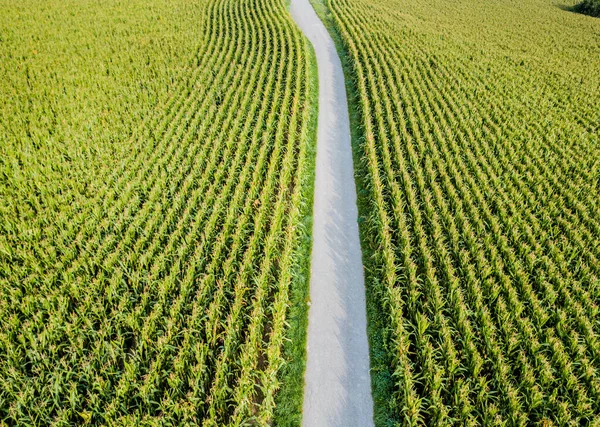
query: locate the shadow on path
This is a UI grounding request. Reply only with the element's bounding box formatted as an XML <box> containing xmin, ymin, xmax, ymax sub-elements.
<box><xmin>289</xmin><ymin>0</ymin><xmax>375</xmax><ymax>425</ymax></box>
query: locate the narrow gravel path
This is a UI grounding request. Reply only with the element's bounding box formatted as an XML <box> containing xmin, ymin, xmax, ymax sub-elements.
<box><xmin>289</xmin><ymin>1</ymin><xmax>375</xmax><ymax>425</ymax></box>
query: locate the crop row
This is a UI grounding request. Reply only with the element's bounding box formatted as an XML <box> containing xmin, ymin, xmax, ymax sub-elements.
<box><xmin>325</xmin><ymin>0</ymin><xmax>600</xmax><ymax>423</ymax></box>
<box><xmin>0</xmin><ymin>0</ymin><xmax>314</xmax><ymax>424</ymax></box>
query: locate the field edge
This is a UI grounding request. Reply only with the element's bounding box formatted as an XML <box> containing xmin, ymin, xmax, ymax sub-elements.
<box><xmin>304</xmin><ymin>0</ymin><xmax>396</xmax><ymax>425</ymax></box>
<box><xmin>272</xmin><ymin>30</ymin><xmax>319</xmax><ymax>427</ymax></box>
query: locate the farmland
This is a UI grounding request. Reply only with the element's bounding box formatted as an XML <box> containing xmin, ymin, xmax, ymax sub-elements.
<box><xmin>0</xmin><ymin>0</ymin><xmax>316</xmax><ymax>424</ymax></box>
<box><xmin>3</xmin><ymin>0</ymin><xmax>600</xmax><ymax>422</ymax></box>
<box><xmin>316</xmin><ymin>0</ymin><xmax>600</xmax><ymax>423</ymax></box>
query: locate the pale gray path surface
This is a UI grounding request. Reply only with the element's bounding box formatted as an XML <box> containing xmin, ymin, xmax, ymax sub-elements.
<box><xmin>289</xmin><ymin>1</ymin><xmax>375</xmax><ymax>426</ymax></box>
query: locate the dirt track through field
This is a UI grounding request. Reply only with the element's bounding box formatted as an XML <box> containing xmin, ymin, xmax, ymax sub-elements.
<box><xmin>289</xmin><ymin>0</ymin><xmax>375</xmax><ymax>425</ymax></box>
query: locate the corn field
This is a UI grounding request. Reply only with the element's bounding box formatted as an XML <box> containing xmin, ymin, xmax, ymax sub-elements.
<box><xmin>0</xmin><ymin>0</ymin><xmax>315</xmax><ymax>424</ymax></box>
<box><xmin>3</xmin><ymin>0</ymin><xmax>600</xmax><ymax>423</ymax></box>
<box><xmin>324</xmin><ymin>0</ymin><xmax>600</xmax><ymax>423</ymax></box>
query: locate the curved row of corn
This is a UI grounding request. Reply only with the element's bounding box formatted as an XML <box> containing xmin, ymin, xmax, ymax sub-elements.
<box><xmin>326</xmin><ymin>0</ymin><xmax>600</xmax><ymax>423</ymax></box>
<box><xmin>0</xmin><ymin>0</ymin><xmax>314</xmax><ymax>424</ymax></box>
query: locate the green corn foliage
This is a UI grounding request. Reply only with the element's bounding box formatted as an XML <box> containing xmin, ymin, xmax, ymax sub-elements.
<box><xmin>0</xmin><ymin>0</ymin><xmax>315</xmax><ymax>424</ymax></box>
<box><xmin>319</xmin><ymin>0</ymin><xmax>600</xmax><ymax>423</ymax></box>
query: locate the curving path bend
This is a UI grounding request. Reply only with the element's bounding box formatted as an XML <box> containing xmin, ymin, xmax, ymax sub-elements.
<box><xmin>289</xmin><ymin>0</ymin><xmax>375</xmax><ymax>425</ymax></box>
